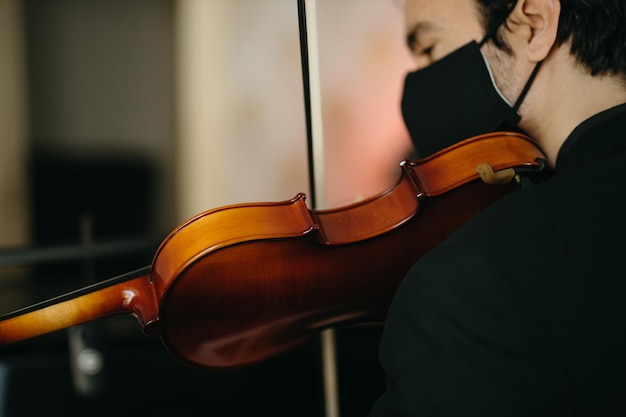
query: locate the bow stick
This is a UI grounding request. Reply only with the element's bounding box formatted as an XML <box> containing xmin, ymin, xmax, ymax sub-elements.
<box><xmin>297</xmin><ymin>1</ymin><xmax>340</xmax><ymax>417</ymax></box>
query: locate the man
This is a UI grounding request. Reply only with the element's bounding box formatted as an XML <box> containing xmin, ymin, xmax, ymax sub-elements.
<box><xmin>369</xmin><ymin>0</ymin><xmax>626</xmax><ymax>415</ymax></box>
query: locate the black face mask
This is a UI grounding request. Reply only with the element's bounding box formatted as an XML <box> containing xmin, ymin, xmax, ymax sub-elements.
<box><xmin>401</xmin><ymin>35</ymin><xmax>542</xmax><ymax>158</ymax></box>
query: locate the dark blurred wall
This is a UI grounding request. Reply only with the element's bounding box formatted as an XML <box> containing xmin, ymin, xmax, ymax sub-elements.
<box><xmin>24</xmin><ymin>0</ymin><xmax>176</xmax><ymax>236</ymax></box>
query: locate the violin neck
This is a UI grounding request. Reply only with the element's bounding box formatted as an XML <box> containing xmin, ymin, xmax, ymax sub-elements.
<box><xmin>0</xmin><ymin>266</ymin><xmax>157</xmax><ymax>346</ymax></box>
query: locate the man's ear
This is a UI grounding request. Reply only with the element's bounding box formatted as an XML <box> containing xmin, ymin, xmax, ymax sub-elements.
<box><xmin>510</xmin><ymin>0</ymin><xmax>560</xmax><ymax>62</ymax></box>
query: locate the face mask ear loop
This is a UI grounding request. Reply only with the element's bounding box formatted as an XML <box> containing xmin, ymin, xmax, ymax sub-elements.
<box><xmin>512</xmin><ymin>60</ymin><xmax>543</xmax><ymax>112</ymax></box>
<box><xmin>477</xmin><ymin>0</ymin><xmax>540</xmax><ymax>113</ymax></box>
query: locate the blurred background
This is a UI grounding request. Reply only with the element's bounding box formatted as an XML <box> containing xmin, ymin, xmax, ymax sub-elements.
<box><xmin>0</xmin><ymin>0</ymin><xmax>414</xmax><ymax>415</ymax></box>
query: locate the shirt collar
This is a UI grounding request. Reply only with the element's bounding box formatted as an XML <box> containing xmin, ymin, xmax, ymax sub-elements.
<box><xmin>555</xmin><ymin>103</ymin><xmax>626</xmax><ymax>173</ymax></box>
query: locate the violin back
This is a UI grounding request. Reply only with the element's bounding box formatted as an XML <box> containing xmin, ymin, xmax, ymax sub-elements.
<box><xmin>150</xmin><ymin>132</ymin><xmax>546</xmax><ymax>369</ymax></box>
<box><xmin>0</xmin><ymin>132</ymin><xmax>547</xmax><ymax>369</ymax></box>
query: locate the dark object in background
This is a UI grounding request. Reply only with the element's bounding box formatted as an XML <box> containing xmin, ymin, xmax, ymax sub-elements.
<box><xmin>30</xmin><ymin>151</ymin><xmax>156</xmax><ymax>242</ymax></box>
<box><xmin>28</xmin><ymin>150</ymin><xmax>158</xmax><ymax>286</ymax></box>
<box><xmin>0</xmin><ymin>152</ymin><xmax>384</xmax><ymax>416</ymax></box>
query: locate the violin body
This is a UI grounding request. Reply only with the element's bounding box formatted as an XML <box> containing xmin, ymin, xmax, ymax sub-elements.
<box><xmin>156</xmin><ymin>174</ymin><xmax>508</xmax><ymax>369</ymax></box>
<box><xmin>152</xmin><ymin>131</ymin><xmax>547</xmax><ymax>368</ymax></box>
<box><xmin>0</xmin><ymin>132</ymin><xmax>549</xmax><ymax>370</ymax></box>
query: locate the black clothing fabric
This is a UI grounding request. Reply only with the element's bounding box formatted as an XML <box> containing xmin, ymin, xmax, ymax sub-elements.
<box><xmin>368</xmin><ymin>104</ymin><xmax>626</xmax><ymax>416</ymax></box>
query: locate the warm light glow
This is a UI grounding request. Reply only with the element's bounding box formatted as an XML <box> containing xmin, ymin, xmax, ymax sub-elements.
<box><xmin>174</xmin><ymin>0</ymin><xmax>415</xmax><ymax>219</ymax></box>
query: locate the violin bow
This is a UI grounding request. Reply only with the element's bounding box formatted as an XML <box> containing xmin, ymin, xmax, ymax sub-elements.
<box><xmin>296</xmin><ymin>1</ymin><xmax>340</xmax><ymax>416</ymax></box>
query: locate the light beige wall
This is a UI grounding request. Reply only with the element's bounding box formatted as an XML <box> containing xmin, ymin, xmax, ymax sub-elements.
<box><xmin>0</xmin><ymin>0</ymin><xmax>30</xmax><ymax>248</ymax></box>
<box><xmin>174</xmin><ymin>0</ymin><xmax>310</xmax><ymax>221</ymax></box>
<box><xmin>174</xmin><ymin>0</ymin><xmax>414</xmax><ymax>219</ymax></box>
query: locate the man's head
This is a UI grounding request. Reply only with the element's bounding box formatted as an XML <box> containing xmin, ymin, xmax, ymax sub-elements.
<box><xmin>403</xmin><ymin>0</ymin><xmax>626</xmax><ymax>163</ymax></box>
<box><xmin>476</xmin><ymin>0</ymin><xmax>626</xmax><ymax>79</ymax></box>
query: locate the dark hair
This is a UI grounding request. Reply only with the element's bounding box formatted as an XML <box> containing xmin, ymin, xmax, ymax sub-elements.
<box><xmin>476</xmin><ymin>0</ymin><xmax>626</xmax><ymax>77</ymax></box>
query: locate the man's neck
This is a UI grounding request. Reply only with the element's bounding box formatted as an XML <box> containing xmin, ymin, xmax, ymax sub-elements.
<box><xmin>522</xmin><ymin>47</ymin><xmax>626</xmax><ymax>165</ymax></box>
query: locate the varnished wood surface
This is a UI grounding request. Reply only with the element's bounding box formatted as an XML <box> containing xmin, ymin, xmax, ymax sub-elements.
<box><xmin>0</xmin><ymin>269</ymin><xmax>157</xmax><ymax>345</ymax></box>
<box><xmin>0</xmin><ymin>132</ymin><xmax>548</xmax><ymax>370</ymax></box>
<box><xmin>151</xmin><ymin>132</ymin><xmax>547</xmax><ymax>368</ymax></box>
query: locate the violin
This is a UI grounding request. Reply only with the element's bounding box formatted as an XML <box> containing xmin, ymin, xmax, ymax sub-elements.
<box><xmin>0</xmin><ymin>131</ymin><xmax>549</xmax><ymax>369</ymax></box>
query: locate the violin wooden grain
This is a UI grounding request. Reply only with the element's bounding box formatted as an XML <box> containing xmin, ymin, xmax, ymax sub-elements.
<box><xmin>0</xmin><ymin>132</ymin><xmax>549</xmax><ymax>369</ymax></box>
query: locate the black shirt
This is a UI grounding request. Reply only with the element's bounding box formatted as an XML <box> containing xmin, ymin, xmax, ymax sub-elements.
<box><xmin>368</xmin><ymin>104</ymin><xmax>626</xmax><ymax>416</ymax></box>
